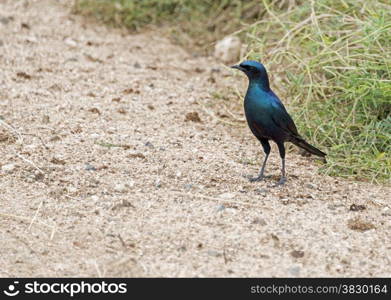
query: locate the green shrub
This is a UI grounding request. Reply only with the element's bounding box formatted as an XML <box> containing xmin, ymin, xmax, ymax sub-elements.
<box><xmin>74</xmin><ymin>0</ymin><xmax>262</xmax><ymax>51</ymax></box>
<box><xmin>243</xmin><ymin>0</ymin><xmax>390</xmax><ymax>182</ymax></box>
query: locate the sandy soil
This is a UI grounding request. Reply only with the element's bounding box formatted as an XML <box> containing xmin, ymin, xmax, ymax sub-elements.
<box><xmin>0</xmin><ymin>0</ymin><xmax>390</xmax><ymax>277</ymax></box>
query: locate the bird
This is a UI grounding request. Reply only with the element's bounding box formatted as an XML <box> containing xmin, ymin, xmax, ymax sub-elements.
<box><xmin>231</xmin><ymin>60</ymin><xmax>326</xmax><ymax>185</ymax></box>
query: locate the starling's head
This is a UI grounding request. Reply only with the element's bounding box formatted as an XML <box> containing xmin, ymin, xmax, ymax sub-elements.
<box><xmin>231</xmin><ymin>60</ymin><xmax>270</xmax><ymax>90</ymax></box>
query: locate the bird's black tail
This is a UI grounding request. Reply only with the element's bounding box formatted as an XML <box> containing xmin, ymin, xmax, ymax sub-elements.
<box><xmin>291</xmin><ymin>137</ymin><xmax>326</xmax><ymax>157</ymax></box>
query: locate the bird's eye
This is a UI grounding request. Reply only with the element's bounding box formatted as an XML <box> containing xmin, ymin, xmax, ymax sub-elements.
<box><xmin>241</xmin><ymin>65</ymin><xmax>250</xmax><ymax>70</ymax></box>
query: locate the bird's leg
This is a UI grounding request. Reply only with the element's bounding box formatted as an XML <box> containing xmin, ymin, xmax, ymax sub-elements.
<box><xmin>249</xmin><ymin>153</ymin><xmax>269</xmax><ymax>182</ymax></box>
<box><xmin>275</xmin><ymin>158</ymin><xmax>287</xmax><ymax>186</ymax></box>
<box><xmin>275</xmin><ymin>142</ymin><xmax>287</xmax><ymax>186</ymax></box>
<box><xmin>248</xmin><ymin>138</ymin><xmax>271</xmax><ymax>182</ymax></box>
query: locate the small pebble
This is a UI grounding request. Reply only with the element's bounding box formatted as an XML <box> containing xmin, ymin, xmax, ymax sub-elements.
<box><xmin>85</xmin><ymin>164</ymin><xmax>96</xmax><ymax>171</ymax></box>
<box><xmin>255</xmin><ymin>188</ymin><xmax>268</xmax><ymax>195</ymax></box>
<box><xmin>219</xmin><ymin>192</ymin><xmax>235</xmax><ymax>199</ymax></box>
<box><xmin>288</xmin><ymin>266</ymin><xmax>301</xmax><ymax>276</ymax></box>
<box><xmin>290</xmin><ymin>250</ymin><xmax>305</xmax><ymax>258</ymax></box>
<box><xmin>305</xmin><ymin>183</ymin><xmax>316</xmax><ymax>189</ymax></box>
<box><xmin>216</xmin><ymin>204</ymin><xmax>225</xmax><ymax>212</ymax></box>
<box><xmin>26</xmin><ymin>36</ymin><xmax>37</xmax><ymax>43</ymax></box>
<box><xmin>349</xmin><ymin>204</ymin><xmax>366</xmax><ymax>212</ymax></box>
<box><xmin>34</xmin><ymin>171</ymin><xmax>44</xmax><ymax>180</ymax></box>
<box><xmin>114</xmin><ymin>183</ymin><xmax>127</xmax><ymax>193</ymax></box>
<box><xmin>67</xmin><ymin>186</ymin><xmax>78</xmax><ymax>194</ymax></box>
<box><xmin>155</xmin><ymin>178</ymin><xmax>162</xmax><ymax>188</ymax></box>
<box><xmin>90</xmin><ymin>195</ymin><xmax>99</xmax><ymax>202</ymax></box>
<box><xmin>21</xmin><ymin>23</ymin><xmax>30</xmax><ymax>30</ymax></box>
<box><xmin>0</xmin><ymin>16</ymin><xmax>11</xmax><ymax>25</ymax></box>
<box><xmin>145</xmin><ymin>141</ymin><xmax>154</xmax><ymax>148</ymax></box>
<box><xmin>214</xmin><ymin>35</ymin><xmax>241</xmax><ymax>63</ymax></box>
<box><xmin>2</xmin><ymin>163</ymin><xmax>16</xmax><ymax>173</ymax></box>
<box><xmin>207</xmin><ymin>250</ymin><xmax>222</xmax><ymax>257</ymax></box>
<box><xmin>64</xmin><ymin>37</ymin><xmax>77</xmax><ymax>47</ymax></box>
<box><xmin>184</xmin><ymin>184</ymin><xmax>193</xmax><ymax>191</ymax></box>
<box><xmin>252</xmin><ymin>217</ymin><xmax>267</xmax><ymax>225</ymax></box>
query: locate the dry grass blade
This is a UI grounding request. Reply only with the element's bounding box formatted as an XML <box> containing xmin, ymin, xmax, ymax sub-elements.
<box><xmin>14</xmin><ymin>152</ymin><xmax>45</xmax><ymax>174</ymax></box>
<box><xmin>0</xmin><ymin>211</ymin><xmax>56</xmax><ymax>240</ymax></box>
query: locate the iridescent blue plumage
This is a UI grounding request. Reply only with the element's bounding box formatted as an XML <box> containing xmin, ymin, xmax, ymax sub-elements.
<box><xmin>232</xmin><ymin>60</ymin><xmax>326</xmax><ymax>185</ymax></box>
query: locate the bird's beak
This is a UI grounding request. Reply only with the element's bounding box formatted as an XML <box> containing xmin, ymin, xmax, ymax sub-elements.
<box><xmin>231</xmin><ymin>64</ymin><xmax>244</xmax><ymax>71</ymax></box>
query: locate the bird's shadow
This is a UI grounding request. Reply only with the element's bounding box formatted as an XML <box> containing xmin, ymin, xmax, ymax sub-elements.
<box><xmin>242</xmin><ymin>173</ymin><xmax>299</xmax><ymax>187</ymax></box>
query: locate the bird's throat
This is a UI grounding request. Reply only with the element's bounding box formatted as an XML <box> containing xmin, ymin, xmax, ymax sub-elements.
<box><xmin>248</xmin><ymin>79</ymin><xmax>270</xmax><ymax>92</ymax></box>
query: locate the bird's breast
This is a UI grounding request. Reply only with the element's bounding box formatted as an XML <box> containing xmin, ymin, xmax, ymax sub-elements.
<box><xmin>243</xmin><ymin>94</ymin><xmax>279</xmax><ymax>140</ymax></box>
<box><xmin>244</xmin><ymin>95</ymin><xmax>270</xmax><ymax>121</ymax></box>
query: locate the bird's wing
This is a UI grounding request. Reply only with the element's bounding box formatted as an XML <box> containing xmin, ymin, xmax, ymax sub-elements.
<box><xmin>269</xmin><ymin>94</ymin><xmax>300</xmax><ymax>137</ymax></box>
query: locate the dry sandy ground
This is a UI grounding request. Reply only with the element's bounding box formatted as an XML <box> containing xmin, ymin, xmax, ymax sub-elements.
<box><xmin>0</xmin><ymin>0</ymin><xmax>390</xmax><ymax>277</ymax></box>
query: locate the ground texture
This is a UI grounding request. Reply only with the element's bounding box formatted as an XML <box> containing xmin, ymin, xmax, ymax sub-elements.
<box><xmin>0</xmin><ymin>0</ymin><xmax>390</xmax><ymax>277</ymax></box>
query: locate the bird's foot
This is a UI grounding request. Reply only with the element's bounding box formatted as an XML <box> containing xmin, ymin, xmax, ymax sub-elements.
<box><xmin>273</xmin><ymin>176</ymin><xmax>287</xmax><ymax>187</ymax></box>
<box><xmin>246</xmin><ymin>174</ymin><xmax>270</xmax><ymax>182</ymax></box>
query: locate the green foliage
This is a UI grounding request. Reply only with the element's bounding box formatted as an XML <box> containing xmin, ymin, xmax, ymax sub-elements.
<box><xmin>243</xmin><ymin>0</ymin><xmax>390</xmax><ymax>182</ymax></box>
<box><xmin>74</xmin><ymin>0</ymin><xmax>262</xmax><ymax>51</ymax></box>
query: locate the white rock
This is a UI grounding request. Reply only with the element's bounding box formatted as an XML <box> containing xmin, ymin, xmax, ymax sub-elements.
<box><xmin>214</xmin><ymin>36</ymin><xmax>241</xmax><ymax>63</ymax></box>
<box><xmin>219</xmin><ymin>192</ymin><xmax>236</xmax><ymax>199</ymax></box>
<box><xmin>2</xmin><ymin>163</ymin><xmax>16</xmax><ymax>173</ymax></box>
<box><xmin>114</xmin><ymin>183</ymin><xmax>127</xmax><ymax>193</ymax></box>
<box><xmin>216</xmin><ymin>204</ymin><xmax>225</xmax><ymax>212</ymax></box>
<box><xmin>155</xmin><ymin>178</ymin><xmax>161</xmax><ymax>188</ymax></box>
<box><xmin>288</xmin><ymin>266</ymin><xmax>301</xmax><ymax>276</ymax></box>
<box><xmin>90</xmin><ymin>195</ymin><xmax>99</xmax><ymax>202</ymax></box>
<box><xmin>26</xmin><ymin>36</ymin><xmax>38</xmax><ymax>43</ymax></box>
<box><xmin>64</xmin><ymin>37</ymin><xmax>77</xmax><ymax>47</ymax></box>
<box><xmin>67</xmin><ymin>186</ymin><xmax>78</xmax><ymax>194</ymax></box>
